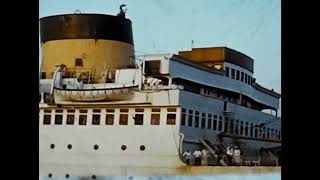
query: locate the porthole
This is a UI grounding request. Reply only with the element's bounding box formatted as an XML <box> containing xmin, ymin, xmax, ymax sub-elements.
<box><xmin>92</xmin><ymin>175</ymin><xmax>97</xmax><ymax>179</ymax></box>
<box><xmin>50</xmin><ymin>144</ymin><xmax>55</xmax><ymax>149</ymax></box>
<box><xmin>94</xmin><ymin>144</ymin><xmax>99</xmax><ymax>150</ymax></box>
<box><xmin>140</xmin><ymin>145</ymin><xmax>145</xmax><ymax>151</ymax></box>
<box><xmin>65</xmin><ymin>174</ymin><xmax>70</xmax><ymax>178</ymax></box>
<box><xmin>67</xmin><ymin>144</ymin><xmax>72</xmax><ymax>149</ymax></box>
<box><xmin>48</xmin><ymin>173</ymin><xmax>52</xmax><ymax>178</ymax></box>
<box><xmin>121</xmin><ymin>145</ymin><xmax>127</xmax><ymax>150</ymax></box>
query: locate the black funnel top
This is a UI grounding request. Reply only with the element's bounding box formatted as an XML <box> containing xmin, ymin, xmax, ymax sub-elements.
<box><xmin>40</xmin><ymin>13</ymin><xmax>134</xmax><ymax>45</ymax></box>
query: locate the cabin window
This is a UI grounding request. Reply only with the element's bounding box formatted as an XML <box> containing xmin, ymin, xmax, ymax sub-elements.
<box><xmin>231</xmin><ymin>69</ymin><xmax>235</xmax><ymax>79</ymax></box>
<box><xmin>267</xmin><ymin>128</ymin><xmax>270</xmax><ymax>139</ymax></box>
<box><xmin>271</xmin><ymin>128</ymin><xmax>274</xmax><ymax>140</ymax></box>
<box><xmin>245</xmin><ymin>122</ymin><xmax>249</xmax><ymax>136</ymax></box>
<box><xmin>239</xmin><ymin>121</ymin><xmax>244</xmax><ymax>135</ymax></box>
<box><xmin>207</xmin><ymin>114</ymin><xmax>212</xmax><ymax>129</ymax></box>
<box><xmin>225</xmin><ymin>67</ymin><xmax>229</xmax><ymax>77</ymax></box>
<box><xmin>151</xmin><ymin>108</ymin><xmax>160</xmax><ymax>125</ymax></box>
<box><xmin>144</xmin><ymin>60</ymin><xmax>161</xmax><ymax>75</ymax></box>
<box><xmin>194</xmin><ymin>111</ymin><xmax>200</xmax><ymax>128</ymax></box>
<box><xmin>66</xmin><ymin>109</ymin><xmax>75</xmax><ymax>125</ymax></box>
<box><xmin>119</xmin><ymin>109</ymin><xmax>128</xmax><ymax>125</ymax></box>
<box><xmin>234</xmin><ymin>120</ymin><xmax>239</xmax><ymax>134</ymax></box>
<box><xmin>41</xmin><ymin>72</ymin><xmax>46</xmax><ymax>79</ymax></box>
<box><xmin>54</xmin><ymin>109</ymin><xmax>63</xmax><ymax>125</ymax></box>
<box><xmin>262</xmin><ymin>127</ymin><xmax>266</xmax><ymax>138</ymax></box>
<box><xmin>201</xmin><ymin>113</ymin><xmax>206</xmax><ymax>129</ymax></box>
<box><xmin>245</xmin><ymin>74</ymin><xmax>248</xmax><ymax>83</ymax></box>
<box><xmin>224</xmin><ymin>117</ymin><xmax>229</xmax><ymax>132</ymax></box>
<box><xmin>92</xmin><ymin>109</ymin><xmax>101</xmax><ymax>125</ymax></box>
<box><xmin>106</xmin><ymin>109</ymin><xmax>114</xmax><ymax>125</ymax></box>
<box><xmin>167</xmin><ymin>108</ymin><xmax>176</xmax><ymax>125</ymax></box>
<box><xmin>218</xmin><ymin>116</ymin><xmax>223</xmax><ymax>131</ymax></box>
<box><xmin>248</xmin><ymin>76</ymin><xmax>251</xmax><ymax>85</ymax></box>
<box><xmin>241</xmin><ymin>72</ymin><xmax>244</xmax><ymax>82</ymax></box>
<box><xmin>213</xmin><ymin>115</ymin><xmax>218</xmax><ymax>130</ymax></box>
<box><xmin>236</xmin><ymin>70</ymin><xmax>240</xmax><ymax>80</ymax></box>
<box><xmin>43</xmin><ymin>109</ymin><xmax>51</xmax><ymax>125</ymax></box>
<box><xmin>254</xmin><ymin>125</ymin><xmax>258</xmax><ymax>138</ymax></box>
<box><xmin>250</xmin><ymin>123</ymin><xmax>254</xmax><ymax>137</ymax></box>
<box><xmin>228</xmin><ymin>119</ymin><xmax>234</xmax><ymax>134</ymax></box>
<box><xmin>75</xmin><ymin>58</ymin><xmax>83</xmax><ymax>67</ymax></box>
<box><xmin>79</xmin><ymin>109</ymin><xmax>87</xmax><ymax>125</ymax></box>
<box><xmin>278</xmin><ymin>130</ymin><xmax>281</xmax><ymax>140</ymax></box>
<box><xmin>134</xmin><ymin>109</ymin><xmax>144</xmax><ymax>125</ymax></box>
<box><xmin>181</xmin><ymin>108</ymin><xmax>186</xmax><ymax>126</ymax></box>
<box><xmin>188</xmin><ymin>110</ymin><xmax>193</xmax><ymax>127</ymax></box>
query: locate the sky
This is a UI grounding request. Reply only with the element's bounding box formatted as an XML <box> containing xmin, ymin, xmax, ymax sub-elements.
<box><xmin>39</xmin><ymin>0</ymin><xmax>281</xmax><ymax>113</ymax></box>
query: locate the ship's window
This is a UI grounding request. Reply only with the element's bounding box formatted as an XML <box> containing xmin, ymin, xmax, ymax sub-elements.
<box><xmin>92</xmin><ymin>114</ymin><xmax>100</xmax><ymax>125</ymax></box>
<box><xmin>250</xmin><ymin>123</ymin><xmax>254</xmax><ymax>137</ymax></box>
<box><xmin>245</xmin><ymin>74</ymin><xmax>248</xmax><ymax>83</ymax></box>
<box><xmin>54</xmin><ymin>114</ymin><xmax>63</xmax><ymax>125</ymax></box>
<box><xmin>94</xmin><ymin>144</ymin><xmax>99</xmax><ymax>150</ymax></box>
<box><xmin>48</xmin><ymin>173</ymin><xmax>52</xmax><ymax>178</ymax></box>
<box><xmin>134</xmin><ymin>109</ymin><xmax>144</xmax><ymax>125</ymax></box>
<box><xmin>228</xmin><ymin>119</ymin><xmax>234</xmax><ymax>134</ymax></box>
<box><xmin>65</xmin><ymin>174</ymin><xmax>70</xmax><ymax>179</ymax></box>
<box><xmin>92</xmin><ymin>175</ymin><xmax>97</xmax><ymax>179</ymax></box>
<box><xmin>119</xmin><ymin>114</ymin><xmax>128</xmax><ymax>125</ymax></box>
<box><xmin>245</xmin><ymin>122</ymin><xmax>249</xmax><ymax>136</ymax></box>
<box><xmin>167</xmin><ymin>114</ymin><xmax>176</xmax><ymax>125</ymax></box>
<box><xmin>218</xmin><ymin>116</ymin><xmax>223</xmax><ymax>131</ymax></box>
<box><xmin>188</xmin><ymin>110</ymin><xmax>193</xmax><ymax>127</ymax></box>
<box><xmin>225</xmin><ymin>67</ymin><xmax>230</xmax><ymax>77</ymax></box>
<box><xmin>79</xmin><ymin>115</ymin><xmax>87</xmax><ymax>125</ymax></box>
<box><xmin>231</xmin><ymin>69</ymin><xmax>235</xmax><ymax>79</ymax></box>
<box><xmin>119</xmin><ymin>109</ymin><xmax>128</xmax><ymax>125</ymax></box>
<box><xmin>134</xmin><ymin>114</ymin><xmax>144</xmax><ymax>125</ymax></box>
<box><xmin>50</xmin><ymin>144</ymin><xmax>55</xmax><ymax>149</ymax></box>
<box><xmin>248</xmin><ymin>76</ymin><xmax>251</xmax><ymax>85</ymax></box>
<box><xmin>240</xmin><ymin>121</ymin><xmax>244</xmax><ymax>135</ymax></box>
<box><xmin>254</xmin><ymin>125</ymin><xmax>258</xmax><ymax>138</ymax></box>
<box><xmin>121</xmin><ymin>145</ymin><xmax>127</xmax><ymax>150</ymax></box>
<box><xmin>234</xmin><ymin>120</ymin><xmax>239</xmax><ymax>134</ymax></box>
<box><xmin>262</xmin><ymin>127</ymin><xmax>266</xmax><ymax>138</ymax></box>
<box><xmin>207</xmin><ymin>114</ymin><xmax>212</xmax><ymax>129</ymax></box>
<box><xmin>41</xmin><ymin>72</ymin><xmax>46</xmax><ymax>79</ymax></box>
<box><xmin>270</xmin><ymin>128</ymin><xmax>274</xmax><ymax>140</ymax></box>
<box><xmin>144</xmin><ymin>60</ymin><xmax>161</xmax><ymax>75</ymax></box>
<box><xmin>241</xmin><ymin>72</ymin><xmax>244</xmax><ymax>82</ymax></box>
<box><xmin>181</xmin><ymin>108</ymin><xmax>186</xmax><ymax>126</ymax></box>
<box><xmin>66</xmin><ymin>115</ymin><xmax>74</xmax><ymax>125</ymax></box>
<box><xmin>213</xmin><ymin>115</ymin><xmax>217</xmax><ymax>130</ymax></box>
<box><xmin>106</xmin><ymin>109</ymin><xmax>114</xmax><ymax>125</ymax></box>
<box><xmin>167</xmin><ymin>108</ymin><xmax>176</xmax><ymax>112</ymax></box>
<box><xmin>224</xmin><ymin>117</ymin><xmax>229</xmax><ymax>132</ymax></box>
<box><xmin>278</xmin><ymin>130</ymin><xmax>281</xmax><ymax>140</ymax></box>
<box><xmin>274</xmin><ymin>129</ymin><xmax>278</xmax><ymax>140</ymax></box>
<box><xmin>201</xmin><ymin>113</ymin><xmax>206</xmax><ymax>129</ymax></box>
<box><xmin>151</xmin><ymin>108</ymin><xmax>160</xmax><ymax>125</ymax></box>
<box><xmin>75</xmin><ymin>58</ymin><xmax>83</xmax><ymax>67</ymax></box>
<box><xmin>267</xmin><ymin>128</ymin><xmax>270</xmax><ymax>139</ymax></box>
<box><xmin>194</xmin><ymin>111</ymin><xmax>200</xmax><ymax>128</ymax></box>
<box><xmin>43</xmin><ymin>113</ymin><xmax>51</xmax><ymax>125</ymax></box>
<box><xmin>140</xmin><ymin>145</ymin><xmax>146</xmax><ymax>151</ymax></box>
<box><xmin>67</xmin><ymin>144</ymin><xmax>72</xmax><ymax>149</ymax></box>
<box><xmin>236</xmin><ymin>70</ymin><xmax>240</xmax><ymax>80</ymax></box>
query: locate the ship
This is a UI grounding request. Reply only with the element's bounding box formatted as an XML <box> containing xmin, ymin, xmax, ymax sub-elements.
<box><xmin>39</xmin><ymin>6</ymin><xmax>281</xmax><ymax>179</ymax></box>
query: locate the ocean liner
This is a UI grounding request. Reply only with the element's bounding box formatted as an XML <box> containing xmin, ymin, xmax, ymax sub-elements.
<box><xmin>39</xmin><ymin>6</ymin><xmax>281</xmax><ymax>179</ymax></box>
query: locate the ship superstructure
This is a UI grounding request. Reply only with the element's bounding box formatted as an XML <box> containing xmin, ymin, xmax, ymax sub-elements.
<box><xmin>39</xmin><ymin>8</ymin><xmax>281</xmax><ymax>178</ymax></box>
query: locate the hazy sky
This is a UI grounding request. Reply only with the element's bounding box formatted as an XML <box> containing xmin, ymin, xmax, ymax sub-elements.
<box><xmin>39</xmin><ymin>0</ymin><xmax>281</xmax><ymax>94</ymax></box>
